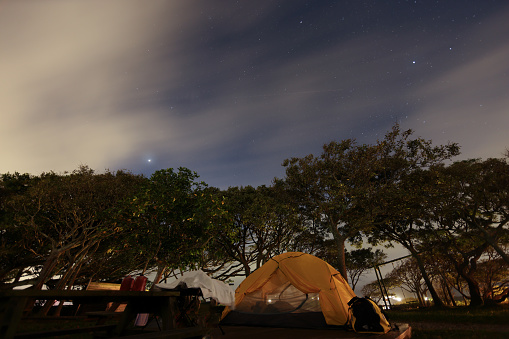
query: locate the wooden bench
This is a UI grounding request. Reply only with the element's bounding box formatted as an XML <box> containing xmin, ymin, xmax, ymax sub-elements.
<box><xmin>75</xmin><ymin>281</ymin><xmax>127</xmax><ymax>322</ymax></box>
<box><xmin>88</xmin><ymin>281</ymin><xmax>127</xmax><ymax>312</ymax></box>
<box><xmin>0</xmin><ymin>289</ymin><xmax>182</xmax><ymax>339</ymax></box>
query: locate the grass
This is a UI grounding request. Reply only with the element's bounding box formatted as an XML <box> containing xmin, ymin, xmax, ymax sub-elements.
<box><xmin>386</xmin><ymin>305</ymin><xmax>509</xmax><ymax>324</ymax></box>
<box><xmin>14</xmin><ymin>305</ymin><xmax>509</xmax><ymax>338</ymax></box>
<box><xmin>408</xmin><ymin>329</ymin><xmax>508</xmax><ymax>339</ymax></box>
<box><xmin>386</xmin><ymin>305</ymin><xmax>509</xmax><ymax>339</ymax></box>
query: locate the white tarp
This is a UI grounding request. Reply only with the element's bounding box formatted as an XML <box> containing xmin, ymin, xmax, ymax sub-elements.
<box><xmin>156</xmin><ymin>270</ymin><xmax>235</xmax><ymax>307</ymax></box>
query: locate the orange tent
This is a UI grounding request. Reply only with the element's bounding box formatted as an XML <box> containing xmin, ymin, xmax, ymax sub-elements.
<box><xmin>222</xmin><ymin>252</ymin><xmax>356</xmax><ymax>328</ymax></box>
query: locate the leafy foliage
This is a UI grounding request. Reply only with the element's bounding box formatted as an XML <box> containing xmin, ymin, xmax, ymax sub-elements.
<box><xmin>1</xmin><ymin>124</ymin><xmax>507</xmax><ymax>312</ymax></box>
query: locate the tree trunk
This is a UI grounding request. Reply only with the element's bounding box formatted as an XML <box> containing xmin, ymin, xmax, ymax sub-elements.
<box><xmin>238</xmin><ymin>254</ymin><xmax>251</xmax><ymax>276</ymax></box>
<box><xmin>416</xmin><ymin>291</ymin><xmax>424</xmax><ymax>307</ymax></box>
<box><xmin>40</xmin><ymin>260</ymin><xmax>77</xmax><ymax>315</ymax></box>
<box><xmin>53</xmin><ymin>259</ymin><xmax>85</xmax><ymax>316</ymax></box>
<box><xmin>412</xmin><ymin>251</ymin><xmax>445</xmax><ymax>307</ymax></box>
<box><xmin>456</xmin><ymin>242</ymin><xmax>488</xmax><ymax>307</ymax></box>
<box><xmin>440</xmin><ymin>281</ymin><xmax>450</xmax><ymax>306</ymax></box>
<box><xmin>329</xmin><ymin>223</ymin><xmax>348</xmax><ymax>281</ymax></box>
<box><xmin>335</xmin><ymin>236</ymin><xmax>347</xmax><ymax>280</ymax></box>
<box><xmin>442</xmin><ymin>277</ymin><xmax>457</xmax><ymax>307</ymax></box>
<box><xmin>455</xmin><ymin>257</ymin><xmax>484</xmax><ymax>307</ymax></box>
<box><xmin>153</xmin><ymin>265</ymin><xmax>167</xmax><ymax>284</ymax></box>
<box><xmin>33</xmin><ymin>251</ymin><xmax>61</xmax><ymax>290</ymax></box>
<box><xmin>24</xmin><ymin>252</ymin><xmax>62</xmax><ymax>315</ymax></box>
<box><xmin>463</xmin><ymin>274</ymin><xmax>483</xmax><ymax>306</ymax></box>
<box><xmin>39</xmin><ymin>242</ymin><xmax>96</xmax><ymax>316</ymax></box>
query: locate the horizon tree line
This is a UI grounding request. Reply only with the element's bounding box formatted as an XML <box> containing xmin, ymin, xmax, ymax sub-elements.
<box><xmin>1</xmin><ymin>124</ymin><xmax>508</xmax><ymax>309</ymax></box>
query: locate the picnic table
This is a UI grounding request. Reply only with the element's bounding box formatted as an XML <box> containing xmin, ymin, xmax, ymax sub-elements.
<box><xmin>0</xmin><ymin>289</ymin><xmax>202</xmax><ymax>338</ymax></box>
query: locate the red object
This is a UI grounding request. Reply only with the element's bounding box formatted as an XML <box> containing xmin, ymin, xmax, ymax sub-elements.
<box><xmin>132</xmin><ymin>275</ymin><xmax>148</xmax><ymax>291</ymax></box>
<box><xmin>120</xmin><ymin>276</ymin><xmax>135</xmax><ymax>291</ymax></box>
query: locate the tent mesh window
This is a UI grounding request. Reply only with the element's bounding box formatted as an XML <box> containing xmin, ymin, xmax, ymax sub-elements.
<box><xmin>235</xmin><ymin>280</ymin><xmax>321</xmax><ymax>314</ymax></box>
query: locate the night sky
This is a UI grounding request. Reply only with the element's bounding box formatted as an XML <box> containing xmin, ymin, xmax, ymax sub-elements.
<box><xmin>2</xmin><ymin>1</ymin><xmax>508</xmax><ymax>189</ymax></box>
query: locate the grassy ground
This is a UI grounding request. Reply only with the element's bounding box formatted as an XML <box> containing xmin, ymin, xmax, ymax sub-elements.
<box><xmin>386</xmin><ymin>304</ymin><xmax>509</xmax><ymax>339</ymax></box>
<box><xmin>15</xmin><ymin>305</ymin><xmax>509</xmax><ymax>338</ymax></box>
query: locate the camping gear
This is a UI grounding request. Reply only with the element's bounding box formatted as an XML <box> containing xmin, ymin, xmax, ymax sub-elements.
<box><xmin>132</xmin><ymin>275</ymin><xmax>149</xmax><ymax>327</ymax></box>
<box><xmin>221</xmin><ymin>252</ymin><xmax>356</xmax><ymax>328</ymax></box>
<box><xmin>132</xmin><ymin>275</ymin><xmax>148</xmax><ymax>291</ymax></box>
<box><xmin>347</xmin><ymin>296</ymin><xmax>390</xmax><ymax>334</ymax></box>
<box><xmin>156</xmin><ymin>270</ymin><xmax>235</xmax><ymax>307</ymax></box>
<box><xmin>104</xmin><ymin>276</ymin><xmax>134</xmax><ymax>312</ymax></box>
<box><xmin>156</xmin><ymin>270</ymin><xmax>232</xmax><ymax>332</ymax></box>
<box><xmin>119</xmin><ymin>276</ymin><xmax>134</xmax><ymax>291</ymax></box>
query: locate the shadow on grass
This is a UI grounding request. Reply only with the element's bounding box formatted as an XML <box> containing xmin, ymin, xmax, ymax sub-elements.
<box><xmin>412</xmin><ymin>329</ymin><xmax>508</xmax><ymax>339</ymax></box>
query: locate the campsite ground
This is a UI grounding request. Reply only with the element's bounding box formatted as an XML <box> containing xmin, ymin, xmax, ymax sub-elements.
<box><xmin>12</xmin><ymin>305</ymin><xmax>508</xmax><ymax>338</ymax></box>
<box><xmin>210</xmin><ymin>305</ymin><xmax>509</xmax><ymax>339</ymax></box>
<box><xmin>385</xmin><ymin>305</ymin><xmax>509</xmax><ymax>339</ymax></box>
<box><xmin>208</xmin><ymin>323</ymin><xmax>411</xmax><ymax>339</ymax></box>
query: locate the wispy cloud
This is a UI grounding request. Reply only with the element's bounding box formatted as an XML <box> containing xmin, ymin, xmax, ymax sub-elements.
<box><xmin>1</xmin><ymin>1</ymin><xmax>508</xmax><ymax>188</ymax></box>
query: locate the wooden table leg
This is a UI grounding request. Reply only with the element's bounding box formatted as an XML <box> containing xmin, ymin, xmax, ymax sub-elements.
<box><xmin>0</xmin><ymin>297</ymin><xmax>28</xmax><ymax>339</ymax></box>
<box><xmin>160</xmin><ymin>296</ymin><xmax>177</xmax><ymax>331</ymax></box>
<box><xmin>113</xmin><ymin>301</ymin><xmax>137</xmax><ymax>336</ymax></box>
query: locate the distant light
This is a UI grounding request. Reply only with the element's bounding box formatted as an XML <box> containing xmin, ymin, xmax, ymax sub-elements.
<box><xmin>148</xmin><ymin>159</ymin><xmax>152</xmax><ymax>163</ymax></box>
<box><xmin>412</xmin><ymin>61</ymin><xmax>416</xmax><ymax>64</ymax></box>
<box><xmin>389</xmin><ymin>295</ymin><xmax>402</xmax><ymax>302</ymax></box>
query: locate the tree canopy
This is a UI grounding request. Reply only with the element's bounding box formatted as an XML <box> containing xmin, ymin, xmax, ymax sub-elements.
<box><xmin>1</xmin><ymin>124</ymin><xmax>507</xmax><ymax>309</ymax></box>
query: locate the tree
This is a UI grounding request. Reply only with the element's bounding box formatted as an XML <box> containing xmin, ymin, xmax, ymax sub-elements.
<box><xmin>430</xmin><ymin>224</ymin><xmax>490</xmax><ymax>306</ymax></box>
<box><xmin>367</xmin><ymin>167</ymin><xmax>449</xmax><ymax>307</ymax></box>
<box><xmin>114</xmin><ymin>167</ymin><xmax>223</xmax><ymax>283</ymax></box>
<box><xmin>282</xmin><ymin>123</ymin><xmax>459</xmax><ymax>290</ymax></box>
<box><xmin>345</xmin><ymin>248</ymin><xmax>387</xmax><ymax>291</ymax></box>
<box><xmin>282</xmin><ymin>139</ymin><xmax>380</xmax><ymax>279</ymax></box>
<box><xmin>5</xmin><ymin>167</ymin><xmax>145</xmax><ymax>292</ymax></box>
<box><xmin>387</xmin><ymin>258</ymin><xmax>429</xmax><ymax>307</ymax></box>
<box><xmin>0</xmin><ymin>172</ymin><xmax>40</xmax><ymax>287</ymax></box>
<box><xmin>475</xmin><ymin>247</ymin><xmax>509</xmax><ymax>303</ymax></box>
<box><xmin>361</xmin><ymin>281</ymin><xmax>385</xmax><ymax>304</ymax></box>
<box><xmin>438</xmin><ymin>158</ymin><xmax>509</xmax><ymax>265</ymax></box>
<box><xmin>420</xmin><ymin>158</ymin><xmax>509</xmax><ymax>306</ymax></box>
<box><xmin>363</xmin><ymin>126</ymin><xmax>460</xmax><ymax>307</ymax></box>
<box><xmin>213</xmin><ymin>184</ymin><xmax>305</xmax><ymax>277</ymax></box>
<box><xmin>361</xmin><ymin>277</ymin><xmax>399</xmax><ymax>306</ymax></box>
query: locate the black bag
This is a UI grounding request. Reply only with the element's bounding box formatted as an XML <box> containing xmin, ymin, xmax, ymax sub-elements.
<box><xmin>347</xmin><ymin>297</ymin><xmax>390</xmax><ymax>334</ymax></box>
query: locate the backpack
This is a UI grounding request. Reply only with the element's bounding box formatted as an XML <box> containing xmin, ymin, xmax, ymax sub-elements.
<box><xmin>347</xmin><ymin>297</ymin><xmax>391</xmax><ymax>334</ymax></box>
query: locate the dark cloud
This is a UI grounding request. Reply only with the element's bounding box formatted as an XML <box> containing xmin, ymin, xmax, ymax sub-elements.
<box><xmin>1</xmin><ymin>0</ymin><xmax>508</xmax><ymax>188</ymax></box>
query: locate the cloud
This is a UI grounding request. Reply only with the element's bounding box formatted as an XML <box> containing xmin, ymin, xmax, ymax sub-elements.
<box><xmin>1</xmin><ymin>1</ymin><xmax>508</xmax><ymax>189</ymax></box>
<box><xmin>0</xmin><ymin>1</ymin><xmax>190</xmax><ymax>174</ymax></box>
